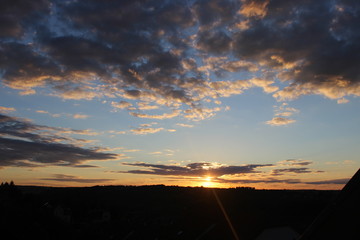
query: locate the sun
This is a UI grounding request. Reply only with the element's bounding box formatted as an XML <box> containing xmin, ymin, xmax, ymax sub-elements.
<box><xmin>202</xmin><ymin>176</ymin><xmax>215</xmax><ymax>187</ymax></box>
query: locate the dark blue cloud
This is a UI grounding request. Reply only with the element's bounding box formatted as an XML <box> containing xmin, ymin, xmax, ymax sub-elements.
<box><xmin>0</xmin><ymin>114</ymin><xmax>118</xmax><ymax>168</ymax></box>
<box><xmin>120</xmin><ymin>162</ymin><xmax>272</xmax><ymax>177</ymax></box>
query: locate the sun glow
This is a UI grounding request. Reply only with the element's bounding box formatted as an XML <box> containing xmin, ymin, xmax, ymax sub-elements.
<box><xmin>202</xmin><ymin>176</ymin><xmax>215</xmax><ymax>187</ymax></box>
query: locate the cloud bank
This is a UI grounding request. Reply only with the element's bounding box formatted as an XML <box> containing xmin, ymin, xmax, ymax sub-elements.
<box><xmin>119</xmin><ymin>160</ymin><xmax>339</xmax><ymax>186</ymax></box>
<box><xmin>120</xmin><ymin>162</ymin><xmax>273</xmax><ymax>178</ymax></box>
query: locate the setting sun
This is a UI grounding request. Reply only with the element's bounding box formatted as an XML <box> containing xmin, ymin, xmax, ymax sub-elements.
<box><xmin>202</xmin><ymin>176</ymin><xmax>215</xmax><ymax>188</ymax></box>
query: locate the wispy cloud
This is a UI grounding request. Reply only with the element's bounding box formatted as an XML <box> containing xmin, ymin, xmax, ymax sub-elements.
<box><xmin>215</xmin><ymin>177</ymin><xmax>349</xmax><ymax>186</ymax></box>
<box><xmin>129</xmin><ymin>111</ymin><xmax>181</xmax><ymax>120</ymax></box>
<box><xmin>279</xmin><ymin>159</ymin><xmax>313</xmax><ymax>166</ymax></box>
<box><xmin>0</xmin><ymin>106</ymin><xmax>16</xmax><ymax>113</ymax></box>
<box><xmin>36</xmin><ymin>110</ymin><xmax>90</xmax><ymax>119</ymax></box>
<box><xmin>41</xmin><ymin>174</ymin><xmax>113</xmax><ymax>183</ymax></box>
<box><xmin>130</xmin><ymin>127</ymin><xmax>164</xmax><ymax>135</ymax></box>
<box><xmin>271</xmin><ymin>168</ymin><xmax>322</xmax><ymax>176</ymax></box>
<box><xmin>72</xmin><ymin>114</ymin><xmax>89</xmax><ymax>119</ymax></box>
<box><xmin>266</xmin><ymin>117</ymin><xmax>296</xmax><ymax>126</ymax></box>
<box><xmin>176</xmin><ymin>123</ymin><xmax>194</xmax><ymax>128</ymax></box>
<box><xmin>0</xmin><ymin>113</ymin><xmax>118</xmax><ymax>168</ymax></box>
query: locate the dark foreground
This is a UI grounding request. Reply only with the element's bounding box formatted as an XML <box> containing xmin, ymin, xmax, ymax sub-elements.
<box><xmin>0</xmin><ymin>184</ymin><xmax>339</xmax><ymax>240</ymax></box>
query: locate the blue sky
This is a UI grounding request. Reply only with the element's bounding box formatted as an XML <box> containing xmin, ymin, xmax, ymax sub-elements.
<box><xmin>0</xmin><ymin>0</ymin><xmax>359</xmax><ymax>189</ymax></box>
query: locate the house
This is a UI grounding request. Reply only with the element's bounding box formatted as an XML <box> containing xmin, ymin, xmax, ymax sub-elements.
<box><xmin>298</xmin><ymin>168</ymin><xmax>360</xmax><ymax>240</ymax></box>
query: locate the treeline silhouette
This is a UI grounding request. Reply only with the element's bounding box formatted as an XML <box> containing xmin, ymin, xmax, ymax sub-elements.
<box><xmin>0</xmin><ymin>183</ymin><xmax>339</xmax><ymax>240</ymax></box>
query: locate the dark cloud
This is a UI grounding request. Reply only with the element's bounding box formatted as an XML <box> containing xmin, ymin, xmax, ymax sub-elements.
<box><xmin>120</xmin><ymin>162</ymin><xmax>272</xmax><ymax>178</ymax></box>
<box><xmin>234</xmin><ymin>0</ymin><xmax>360</xmax><ymax>100</ymax></box>
<box><xmin>281</xmin><ymin>159</ymin><xmax>313</xmax><ymax>166</ymax></box>
<box><xmin>0</xmin><ymin>0</ymin><xmax>50</xmax><ymax>38</ymax></box>
<box><xmin>193</xmin><ymin>0</ymin><xmax>239</xmax><ymax>28</ymax></box>
<box><xmin>41</xmin><ymin>174</ymin><xmax>112</xmax><ymax>183</ymax></box>
<box><xmin>305</xmin><ymin>178</ymin><xmax>350</xmax><ymax>185</ymax></box>
<box><xmin>216</xmin><ymin>177</ymin><xmax>303</xmax><ymax>185</ymax></box>
<box><xmin>216</xmin><ymin>177</ymin><xmax>349</xmax><ymax>185</ymax></box>
<box><xmin>197</xmin><ymin>30</ymin><xmax>233</xmax><ymax>55</ymax></box>
<box><xmin>0</xmin><ymin>114</ymin><xmax>118</xmax><ymax>168</ymax></box>
<box><xmin>1</xmin><ymin>0</ymin><xmax>360</xmax><ymax>116</ymax></box>
<box><xmin>272</xmin><ymin>168</ymin><xmax>313</xmax><ymax>176</ymax></box>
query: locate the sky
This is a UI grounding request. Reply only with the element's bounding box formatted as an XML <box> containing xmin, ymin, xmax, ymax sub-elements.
<box><xmin>0</xmin><ymin>0</ymin><xmax>359</xmax><ymax>189</ymax></box>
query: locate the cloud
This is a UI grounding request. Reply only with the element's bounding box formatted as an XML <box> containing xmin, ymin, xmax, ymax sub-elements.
<box><xmin>271</xmin><ymin>168</ymin><xmax>315</xmax><ymax>176</ymax></box>
<box><xmin>183</xmin><ymin>107</ymin><xmax>223</xmax><ymax>121</ymax></box>
<box><xmin>0</xmin><ymin>0</ymin><xmax>50</xmax><ymax>38</ymax></box>
<box><xmin>120</xmin><ymin>162</ymin><xmax>273</xmax><ymax>178</ymax></box>
<box><xmin>57</xmin><ymin>128</ymin><xmax>99</xmax><ymax>136</ymax></box>
<box><xmin>176</xmin><ymin>123</ymin><xmax>194</xmax><ymax>128</ymax></box>
<box><xmin>0</xmin><ymin>106</ymin><xmax>16</xmax><ymax>113</ymax></box>
<box><xmin>337</xmin><ymin>97</ymin><xmax>350</xmax><ymax>104</ymax></box>
<box><xmin>36</xmin><ymin>110</ymin><xmax>49</xmax><ymax>114</ymax></box>
<box><xmin>266</xmin><ymin>117</ymin><xmax>296</xmax><ymax>126</ymax></box>
<box><xmin>35</xmin><ymin>110</ymin><xmax>89</xmax><ymax>119</ymax></box>
<box><xmin>130</xmin><ymin>127</ymin><xmax>164</xmax><ymax>135</ymax></box>
<box><xmin>119</xmin><ymin>159</ymin><xmax>332</xmax><ymax>186</ymax></box>
<box><xmin>0</xmin><ymin>113</ymin><xmax>118</xmax><ymax>168</ymax></box>
<box><xmin>111</xmin><ymin>101</ymin><xmax>133</xmax><ymax>109</ymax></box>
<box><xmin>215</xmin><ymin>177</ymin><xmax>348</xmax><ymax>185</ymax></box>
<box><xmin>129</xmin><ymin>110</ymin><xmax>181</xmax><ymax>120</ymax></box>
<box><xmin>1</xmin><ymin>0</ymin><xmax>360</xmax><ymax>121</ymax></box>
<box><xmin>72</xmin><ymin>114</ymin><xmax>89</xmax><ymax>119</ymax></box>
<box><xmin>234</xmin><ymin>0</ymin><xmax>360</xmax><ymax>101</ymax></box>
<box><xmin>238</xmin><ymin>0</ymin><xmax>269</xmax><ymax>18</ymax></box>
<box><xmin>137</xmin><ymin>102</ymin><xmax>159</xmax><ymax>110</ymax></box>
<box><xmin>41</xmin><ymin>174</ymin><xmax>113</xmax><ymax>183</ymax></box>
<box><xmin>305</xmin><ymin>178</ymin><xmax>350</xmax><ymax>185</ymax></box>
<box><xmin>19</xmin><ymin>89</ymin><xmax>36</xmax><ymax>96</ymax></box>
<box><xmin>279</xmin><ymin>159</ymin><xmax>313</xmax><ymax>166</ymax></box>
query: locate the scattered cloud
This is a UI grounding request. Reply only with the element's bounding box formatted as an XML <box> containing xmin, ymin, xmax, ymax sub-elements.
<box><xmin>271</xmin><ymin>168</ymin><xmax>319</xmax><ymax>176</ymax></box>
<box><xmin>279</xmin><ymin>159</ymin><xmax>313</xmax><ymax>166</ymax></box>
<box><xmin>129</xmin><ymin>111</ymin><xmax>181</xmax><ymax>120</ymax></box>
<box><xmin>72</xmin><ymin>114</ymin><xmax>89</xmax><ymax>119</ymax></box>
<box><xmin>0</xmin><ymin>106</ymin><xmax>16</xmax><ymax>113</ymax></box>
<box><xmin>122</xmin><ymin>149</ymin><xmax>141</xmax><ymax>153</ymax></box>
<box><xmin>35</xmin><ymin>110</ymin><xmax>90</xmax><ymax>119</ymax></box>
<box><xmin>111</xmin><ymin>101</ymin><xmax>133</xmax><ymax>110</ymax></box>
<box><xmin>137</xmin><ymin>102</ymin><xmax>159</xmax><ymax>110</ymax></box>
<box><xmin>273</xmin><ymin>103</ymin><xmax>299</xmax><ymax>117</ymax></box>
<box><xmin>176</xmin><ymin>123</ymin><xmax>194</xmax><ymax>128</ymax></box>
<box><xmin>130</xmin><ymin>127</ymin><xmax>164</xmax><ymax>135</ymax></box>
<box><xmin>337</xmin><ymin>98</ymin><xmax>350</xmax><ymax>104</ymax></box>
<box><xmin>266</xmin><ymin>117</ymin><xmax>296</xmax><ymax>126</ymax></box>
<box><xmin>1</xmin><ymin>0</ymin><xmax>358</xmax><ymax>122</ymax></box>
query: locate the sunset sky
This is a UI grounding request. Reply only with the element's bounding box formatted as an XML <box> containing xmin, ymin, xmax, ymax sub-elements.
<box><xmin>1</xmin><ymin>0</ymin><xmax>359</xmax><ymax>189</ymax></box>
